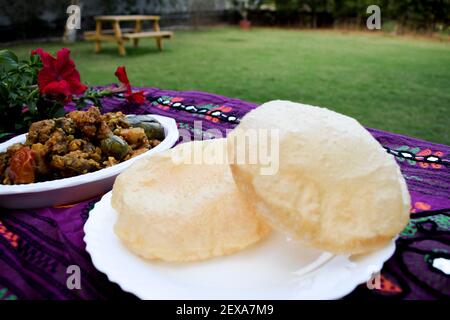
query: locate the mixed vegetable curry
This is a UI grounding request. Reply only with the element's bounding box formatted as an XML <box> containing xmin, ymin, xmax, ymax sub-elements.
<box><xmin>0</xmin><ymin>107</ymin><xmax>165</xmax><ymax>185</ymax></box>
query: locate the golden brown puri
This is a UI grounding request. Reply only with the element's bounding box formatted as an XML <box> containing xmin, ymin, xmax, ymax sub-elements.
<box><xmin>112</xmin><ymin>138</ymin><xmax>270</xmax><ymax>262</ymax></box>
<box><xmin>227</xmin><ymin>100</ymin><xmax>410</xmax><ymax>255</ymax></box>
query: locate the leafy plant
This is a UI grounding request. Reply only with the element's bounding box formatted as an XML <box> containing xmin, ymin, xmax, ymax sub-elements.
<box><xmin>0</xmin><ymin>48</ymin><xmax>145</xmax><ymax>140</ymax></box>
<box><xmin>0</xmin><ymin>50</ymin><xmax>43</xmax><ymax>138</ymax></box>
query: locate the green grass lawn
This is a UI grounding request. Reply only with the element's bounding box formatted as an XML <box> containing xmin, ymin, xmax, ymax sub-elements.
<box><xmin>4</xmin><ymin>27</ymin><xmax>450</xmax><ymax>144</ymax></box>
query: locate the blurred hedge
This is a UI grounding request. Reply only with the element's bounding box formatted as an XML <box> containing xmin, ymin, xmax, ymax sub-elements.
<box><xmin>244</xmin><ymin>0</ymin><xmax>450</xmax><ymax>33</ymax></box>
<box><xmin>0</xmin><ymin>0</ymin><xmax>448</xmax><ymax>42</ymax></box>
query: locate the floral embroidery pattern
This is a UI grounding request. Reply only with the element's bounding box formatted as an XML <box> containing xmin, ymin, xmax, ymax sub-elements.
<box><xmin>0</xmin><ymin>287</ymin><xmax>17</xmax><ymax>300</ymax></box>
<box><xmin>205</xmin><ymin>105</ymin><xmax>233</xmax><ymax>123</ymax></box>
<box><xmin>424</xmin><ymin>249</ymin><xmax>450</xmax><ymax>277</ymax></box>
<box><xmin>411</xmin><ymin>201</ymin><xmax>431</xmax><ymax>213</ymax></box>
<box><xmin>376</xmin><ymin>274</ymin><xmax>402</xmax><ymax>294</ymax></box>
<box><xmin>153</xmin><ymin>96</ymin><xmax>183</xmax><ymax>111</ymax></box>
<box><xmin>0</xmin><ymin>220</ymin><xmax>19</xmax><ymax>248</ymax></box>
<box><xmin>177</xmin><ymin>122</ymin><xmax>222</xmax><ymax>140</ymax></box>
<box><xmin>401</xmin><ymin>213</ymin><xmax>450</xmax><ymax>238</ymax></box>
<box><xmin>384</xmin><ymin>146</ymin><xmax>447</xmax><ymax>169</ymax></box>
<box><xmin>416</xmin><ymin>149</ymin><xmax>445</xmax><ymax>169</ymax></box>
<box><xmin>150</xmin><ymin>96</ymin><xmax>239</xmax><ymax>124</ymax></box>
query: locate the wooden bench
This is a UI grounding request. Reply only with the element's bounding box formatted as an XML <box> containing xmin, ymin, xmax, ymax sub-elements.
<box><xmin>122</xmin><ymin>31</ymin><xmax>173</xmax><ymax>39</ymax></box>
<box><xmin>84</xmin><ymin>28</ymin><xmax>134</xmax><ymax>38</ymax></box>
<box><xmin>83</xmin><ymin>15</ymin><xmax>173</xmax><ymax>56</ymax></box>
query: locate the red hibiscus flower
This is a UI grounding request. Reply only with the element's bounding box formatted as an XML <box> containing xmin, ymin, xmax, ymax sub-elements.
<box><xmin>114</xmin><ymin>66</ymin><xmax>146</xmax><ymax>105</ymax></box>
<box><xmin>126</xmin><ymin>91</ymin><xmax>146</xmax><ymax>104</ymax></box>
<box><xmin>32</xmin><ymin>48</ymin><xmax>87</xmax><ymax>102</ymax></box>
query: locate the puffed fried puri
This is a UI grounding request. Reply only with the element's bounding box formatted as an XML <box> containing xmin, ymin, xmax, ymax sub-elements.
<box><xmin>112</xmin><ymin>138</ymin><xmax>270</xmax><ymax>262</ymax></box>
<box><xmin>227</xmin><ymin>100</ymin><xmax>411</xmax><ymax>255</ymax></box>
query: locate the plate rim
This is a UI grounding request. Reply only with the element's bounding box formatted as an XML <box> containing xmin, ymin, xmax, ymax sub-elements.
<box><xmin>84</xmin><ymin>191</ymin><xmax>397</xmax><ymax>300</ymax></box>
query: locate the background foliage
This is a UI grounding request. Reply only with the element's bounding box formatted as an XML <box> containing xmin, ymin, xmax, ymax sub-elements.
<box><xmin>0</xmin><ymin>0</ymin><xmax>448</xmax><ymax>42</ymax></box>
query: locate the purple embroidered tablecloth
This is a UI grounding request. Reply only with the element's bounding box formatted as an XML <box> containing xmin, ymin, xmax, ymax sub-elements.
<box><xmin>0</xmin><ymin>88</ymin><xmax>449</xmax><ymax>300</ymax></box>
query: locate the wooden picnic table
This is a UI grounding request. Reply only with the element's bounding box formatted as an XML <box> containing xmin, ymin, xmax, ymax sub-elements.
<box><xmin>84</xmin><ymin>15</ymin><xmax>173</xmax><ymax>56</ymax></box>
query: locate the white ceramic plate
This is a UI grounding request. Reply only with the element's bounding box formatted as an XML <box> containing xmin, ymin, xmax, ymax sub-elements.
<box><xmin>84</xmin><ymin>192</ymin><xmax>396</xmax><ymax>300</ymax></box>
<box><xmin>0</xmin><ymin>115</ymin><xmax>179</xmax><ymax>209</ymax></box>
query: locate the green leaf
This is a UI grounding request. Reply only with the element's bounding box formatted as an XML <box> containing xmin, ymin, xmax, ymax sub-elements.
<box><xmin>14</xmin><ymin>122</ymin><xmax>25</xmax><ymax>130</ymax></box>
<box><xmin>30</xmin><ymin>52</ymin><xmax>40</xmax><ymax>65</ymax></box>
<box><xmin>0</xmin><ymin>50</ymin><xmax>19</xmax><ymax>70</ymax></box>
<box><xmin>53</xmin><ymin>106</ymin><xmax>66</xmax><ymax>118</ymax></box>
<box><xmin>0</xmin><ymin>82</ymin><xmax>8</xmax><ymax>99</ymax></box>
<box><xmin>27</xmin><ymin>87</ymin><xmax>39</xmax><ymax>100</ymax></box>
<box><xmin>28</xmin><ymin>101</ymin><xmax>37</xmax><ymax>114</ymax></box>
<box><xmin>9</xmin><ymin>92</ymin><xmax>18</xmax><ymax>101</ymax></box>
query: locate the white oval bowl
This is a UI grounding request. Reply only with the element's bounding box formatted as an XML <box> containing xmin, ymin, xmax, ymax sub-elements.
<box><xmin>0</xmin><ymin>114</ymin><xmax>179</xmax><ymax>209</ymax></box>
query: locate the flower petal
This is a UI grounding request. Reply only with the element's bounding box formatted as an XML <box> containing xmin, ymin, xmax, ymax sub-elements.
<box><xmin>63</xmin><ymin>68</ymin><xmax>88</xmax><ymax>95</ymax></box>
<box><xmin>31</xmin><ymin>48</ymin><xmax>55</xmax><ymax>68</ymax></box>
<box><xmin>42</xmin><ymin>80</ymin><xmax>72</xmax><ymax>97</ymax></box>
<box><xmin>115</xmin><ymin>66</ymin><xmax>131</xmax><ymax>92</ymax></box>
<box><xmin>126</xmin><ymin>91</ymin><xmax>146</xmax><ymax>105</ymax></box>
<box><xmin>54</xmin><ymin>48</ymin><xmax>76</xmax><ymax>75</ymax></box>
<box><xmin>37</xmin><ymin>67</ymin><xmax>58</xmax><ymax>93</ymax></box>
